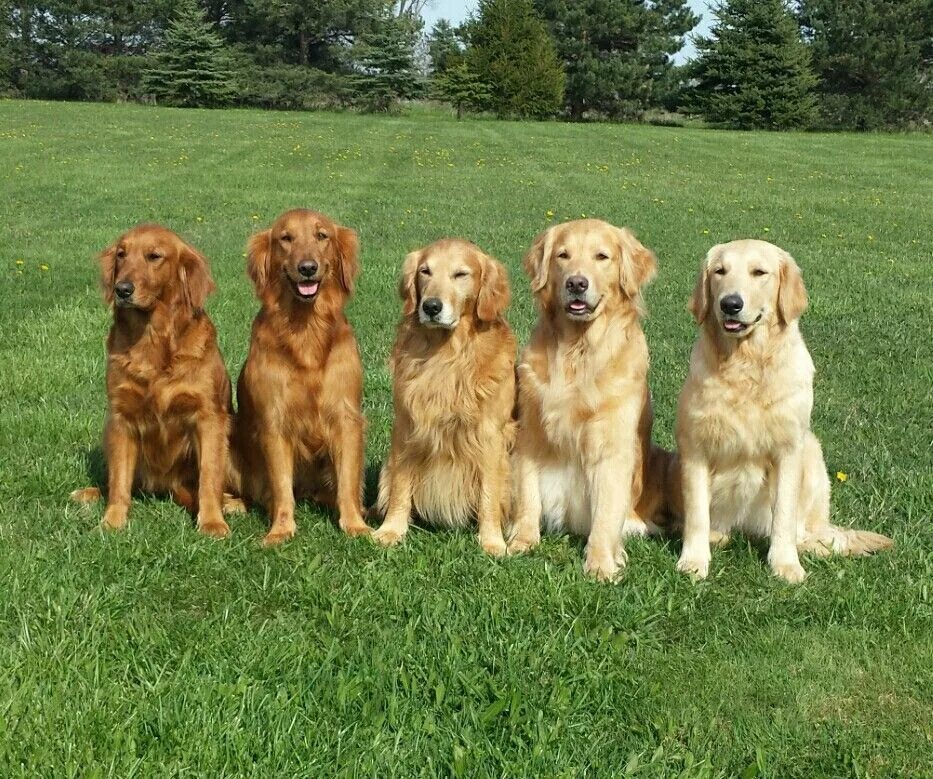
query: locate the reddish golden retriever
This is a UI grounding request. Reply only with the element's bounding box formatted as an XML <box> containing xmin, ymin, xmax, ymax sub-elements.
<box><xmin>508</xmin><ymin>219</ymin><xmax>670</xmax><ymax>581</ymax></box>
<box><xmin>373</xmin><ymin>239</ymin><xmax>516</xmax><ymax>555</ymax></box>
<box><xmin>70</xmin><ymin>224</ymin><xmax>232</xmax><ymax>537</ymax></box>
<box><xmin>229</xmin><ymin>208</ymin><xmax>369</xmax><ymax>546</ymax></box>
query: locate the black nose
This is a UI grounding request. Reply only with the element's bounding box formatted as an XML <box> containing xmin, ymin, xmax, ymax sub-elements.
<box><xmin>566</xmin><ymin>275</ymin><xmax>589</xmax><ymax>295</ymax></box>
<box><xmin>114</xmin><ymin>281</ymin><xmax>134</xmax><ymax>300</ymax></box>
<box><xmin>720</xmin><ymin>294</ymin><xmax>744</xmax><ymax>315</ymax></box>
<box><xmin>297</xmin><ymin>261</ymin><xmax>318</xmax><ymax>279</ymax></box>
<box><xmin>421</xmin><ymin>297</ymin><xmax>443</xmax><ymax>317</ymax></box>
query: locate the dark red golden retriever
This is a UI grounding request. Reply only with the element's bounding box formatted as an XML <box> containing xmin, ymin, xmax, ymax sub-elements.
<box><xmin>229</xmin><ymin>208</ymin><xmax>369</xmax><ymax>546</ymax></box>
<box><xmin>70</xmin><ymin>224</ymin><xmax>233</xmax><ymax>537</ymax></box>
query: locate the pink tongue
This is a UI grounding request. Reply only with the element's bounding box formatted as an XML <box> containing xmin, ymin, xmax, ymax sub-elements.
<box><xmin>570</xmin><ymin>301</ymin><xmax>587</xmax><ymax>311</ymax></box>
<box><xmin>724</xmin><ymin>320</ymin><xmax>744</xmax><ymax>331</ymax></box>
<box><xmin>298</xmin><ymin>281</ymin><xmax>319</xmax><ymax>297</ymax></box>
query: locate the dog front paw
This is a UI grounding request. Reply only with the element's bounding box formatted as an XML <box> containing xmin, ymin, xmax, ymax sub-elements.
<box><xmin>197</xmin><ymin>513</ymin><xmax>230</xmax><ymax>538</ymax></box>
<box><xmin>100</xmin><ymin>506</ymin><xmax>128</xmax><ymax>531</ymax></box>
<box><xmin>506</xmin><ymin>533</ymin><xmax>540</xmax><ymax>555</ymax></box>
<box><xmin>584</xmin><ymin>547</ymin><xmax>623</xmax><ymax>583</ymax></box>
<box><xmin>339</xmin><ymin>514</ymin><xmax>371</xmax><ymax>537</ymax></box>
<box><xmin>372</xmin><ymin>525</ymin><xmax>406</xmax><ymax>547</ymax></box>
<box><xmin>479</xmin><ymin>533</ymin><xmax>507</xmax><ymax>557</ymax></box>
<box><xmin>677</xmin><ymin>551</ymin><xmax>710</xmax><ymax>580</ymax></box>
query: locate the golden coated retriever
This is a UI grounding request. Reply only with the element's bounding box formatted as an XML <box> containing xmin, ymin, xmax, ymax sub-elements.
<box><xmin>229</xmin><ymin>209</ymin><xmax>369</xmax><ymax>546</ymax></box>
<box><xmin>70</xmin><ymin>224</ymin><xmax>233</xmax><ymax>537</ymax></box>
<box><xmin>373</xmin><ymin>239</ymin><xmax>516</xmax><ymax>555</ymax></box>
<box><xmin>508</xmin><ymin>219</ymin><xmax>670</xmax><ymax>581</ymax></box>
<box><xmin>672</xmin><ymin>239</ymin><xmax>893</xmax><ymax>583</ymax></box>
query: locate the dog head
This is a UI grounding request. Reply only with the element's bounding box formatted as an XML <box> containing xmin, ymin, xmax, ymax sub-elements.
<box><xmin>689</xmin><ymin>239</ymin><xmax>808</xmax><ymax>337</ymax></box>
<box><xmin>522</xmin><ymin>218</ymin><xmax>656</xmax><ymax>322</ymax></box>
<box><xmin>246</xmin><ymin>209</ymin><xmax>359</xmax><ymax>307</ymax></box>
<box><xmin>400</xmin><ymin>239</ymin><xmax>510</xmax><ymax>329</ymax></box>
<box><xmin>99</xmin><ymin>224</ymin><xmax>214</xmax><ymax>314</ymax></box>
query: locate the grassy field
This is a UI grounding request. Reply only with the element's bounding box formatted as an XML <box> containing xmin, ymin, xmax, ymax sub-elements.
<box><xmin>1</xmin><ymin>99</ymin><xmax>931</xmax><ymax>777</ymax></box>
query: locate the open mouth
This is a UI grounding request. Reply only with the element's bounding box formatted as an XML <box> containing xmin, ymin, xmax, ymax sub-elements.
<box><xmin>566</xmin><ymin>299</ymin><xmax>596</xmax><ymax>317</ymax></box>
<box><xmin>290</xmin><ymin>278</ymin><xmax>320</xmax><ymax>301</ymax></box>
<box><xmin>722</xmin><ymin>313</ymin><xmax>762</xmax><ymax>333</ymax></box>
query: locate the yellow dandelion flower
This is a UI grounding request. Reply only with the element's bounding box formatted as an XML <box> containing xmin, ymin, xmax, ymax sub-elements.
<box><xmin>763</xmin><ymin>227</ymin><xmax>770</xmax><ymax>232</ymax></box>
<box><xmin>15</xmin><ymin>259</ymin><xmax>24</xmax><ymax>266</ymax></box>
<box><xmin>867</xmin><ymin>235</ymin><xmax>874</xmax><ymax>241</ymax></box>
<box><xmin>196</xmin><ymin>216</ymin><xmax>203</xmax><ymax>223</ymax></box>
<box><xmin>545</xmin><ymin>209</ymin><xmax>554</xmax><ymax>220</ymax></box>
<box><xmin>836</xmin><ymin>471</ymin><xmax>848</xmax><ymax>482</ymax></box>
<box><xmin>702</xmin><ymin>229</ymin><xmax>710</xmax><ymax>235</ymax></box>
<box><xmin>39</xmin><ymin>263</ymin><xmax>49</xmax><ymax>271</ymax></box>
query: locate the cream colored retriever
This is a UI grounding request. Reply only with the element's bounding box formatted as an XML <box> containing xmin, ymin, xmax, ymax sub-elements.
<box><xmin>673</xmin><ymin>239</ymin><xmax>892</xmax><ymax>583</ymax></box>
<box><xmin>508</xmin><ymin>219</ymin><xmax>670</xmax><ymax>581</ymax></box>
<box><xmin>373</xmin><ymin>239</ymin><xmax>516</xmax><ymax>555</ymax></box>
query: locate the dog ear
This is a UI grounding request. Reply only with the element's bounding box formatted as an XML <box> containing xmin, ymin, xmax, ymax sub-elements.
<box><xmin>246</xmin><ymin>229</ymin><xmax>272</xmax><ymax>300</ymax></box>
<box><xmin>334</xmin><ymin>224</ymin><xmax>360</xmax><ymax>295</ymax></box>
<box><xmin>178</xmin><ymin>242</ymin><xmax>216</xmax><ymax>314</ymax></box>
<box><xmin>98</xmin><ymin>241</ymin><xmax>118</xmax><ymax>305</ymax></box>
<box><xmin>688</xmin><ymin>247</ymin><xmax>718</xmax><ymax>324</ymax></box>
<box><xmin>522</xmin><ymin>227</ymin><xmax>554</xmax><ymax>293</ymax></box>
<box><xmin>476</xmin><ymin>253</ymin><xmax>511</xmax><ymax>322</ymax></box>
<box><xmin>777</xmin><ymin>249</ymin><xmax>808</xmax><ymax>325</ymax></box>
<box><xmin>399</xmin><ymin>249</ymin><xmax>422</xmax><ymax>316</ymax></box>
<box><xmin>615</xmin><ymin>227</ymin><xmax>657</xmax><ymax>299</ymax></box>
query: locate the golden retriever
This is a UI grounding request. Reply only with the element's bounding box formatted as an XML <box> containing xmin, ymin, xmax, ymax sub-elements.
<box><xmin>672</xmin><ymin>239</ymin><xmax>893</xmax><ymax>583</ymax></box>
<box><xmin>507</xmin><ymin>219</ymin><xmax>670</xmax><ymax>581</ymax></box>
<box><xmin>229</xmin><ymin>209</ymin><xmax>369</xmax><ymax>546</ymax></box>
<box><xmin>373</xmin><ymin>239</ymin><xmax>516</xmax><ymax>555</ymax></box>
<box><xmin>70</xmin><ymin>224</ymin><xmax>232</xmax><ymax>537</ymax></box>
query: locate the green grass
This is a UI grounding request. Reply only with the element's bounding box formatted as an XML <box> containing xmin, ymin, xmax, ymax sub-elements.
<box><xmin>1</xmin><ymin>99</ymin><xmax>931</xmax><ymax>777</ymax></box>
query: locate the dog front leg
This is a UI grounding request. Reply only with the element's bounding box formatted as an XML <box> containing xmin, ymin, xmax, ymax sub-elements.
<box><xmin>584</xmin><ymin>456</ymin><xmax>632</xmax><ymax>582</ymax></box>
<box><xmin>194</xmin><ymin>412</ymin><xmax>230</xmax><ymax>538</ymax></box>
<box><xmin>372</xmin><ymin>448</ymin><xmax>414</xmax><ymax>547</ymax></box>
<box><xmin>260</xmin><ymin>431</ymin><xmax>296</xmax><ymax>547</ymax></box>
<box><xmin>101</xmin><ymin>416</ymin><xmax>137</xmax><ymax>531</ymax></box>
<box><xmin>331</xmin><ymin>408</ymin><xmax>370</xmax><ymax>537</ymax></box>
<box><xmin>768</xmin><ymin>445</ymin><xmax>806</xmax><ymax>583</ymax></box>
<box><xmin>677</xmin><ymin>454</ymin><xmax>712</xmax><ymax>579</ymax></box>
<box><xmin>476</xmin><ymin>433</ymin><xmax>508</xmax><ymax>557</ymax></box>
<box><xmin>506</xmin><ymin>439</ymin><xmax>542</xmax><ymax>555</ymax></box>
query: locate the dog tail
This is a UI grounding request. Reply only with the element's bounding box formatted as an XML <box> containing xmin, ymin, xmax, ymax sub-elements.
<box><xmin>799</xmin><ymin>524</ymin><xmax>894</xmax><ymax>557</ymax></box>
<box><xmin>70</xmin><ymin>486</ymin><xmax>102</xmax><ymax>504</ymax></box>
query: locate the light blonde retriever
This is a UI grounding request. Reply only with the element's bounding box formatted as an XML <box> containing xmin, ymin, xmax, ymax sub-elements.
<box><xmin>673</xmin><ymin>239</ymin><xmax>893</xmax><ymax>583</ymax></box>
<box><xmin>373</xmin><ymin>239</ymin><xmax>516</xmax><ymax>555</ymax></box>
<box><xmin>508</xmin><ymin>219</ymin><xmax>670</xmax><ymax>581</ymax></box>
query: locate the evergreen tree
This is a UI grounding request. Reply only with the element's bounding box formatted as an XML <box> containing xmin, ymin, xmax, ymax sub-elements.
<box><xmin>466</xmin><ymin>0</ymin><xmax>565</xmax><ymax>119</ymax></box>
<box><xmin>351</xmin><ymin>12</ymin><xmax>422</xmax><ymax>112</ymax></box>
<box><xmin>534</xmin><ymin>0</ymin><xmax>697</xmax><ymax>119</ymax></box>
<box><xmin>426</xmin><ymin>18</ymin><xmax>463</xmax><ymax>74</ymax></box>
<box><xmin>799</xmin><ymin>0</ymin><xmax>932</xmax><ymax>129</ymax></box>
<box><xmin>690</xmin><ymin>0</ymin><xmax>818</xmax><ymax>129</ymax></box>
<box><xmin>432</xmin><ymin>61</ymin><xmax>491</xmax><ymax>118</ymax></box>
<box><xmin>142</xmin><ymin>0</ymin><xmax>236</xmax><ymax>107</ymax></box>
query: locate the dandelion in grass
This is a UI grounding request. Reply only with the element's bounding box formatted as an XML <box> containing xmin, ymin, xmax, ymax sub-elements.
<box><xmin>836</xmin><ymin>472</ymin><xmax>848</xmax><ymax>483</ymax></box>
<box><xmin>15</xmin><ymin>259</ymin><xmax>24</xmax><ymax>266</ymax></box>
<box><xmin>39</xmin><ymin>263</ymin><xmax>49</xmax><ymax>271</ymax></box>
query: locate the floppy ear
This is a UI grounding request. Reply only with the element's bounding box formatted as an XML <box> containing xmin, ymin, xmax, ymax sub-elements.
<box><xmin>687</xmin><ymin>246</ymin><xmax>718</xmax><ymax>324</ymax></box>
<box><xmin>399</xmin><ymin>249</ymin><xmax>422</xmax><ymax>316</ymax></box>
<box><xmin>522</xmin><ymin>227</ymin><xmax>554</xmax><ymax>292</ymax></box>
<box><xmin>777</xmin><ymin>249</ymin><xmax>808</xmax><ymax>324</ymax></box>
<box><xmin>246</xmin><ymin>229</ymin><xmax>272</xmax><ymax>299</ymax></box>
<box><xmin>178</xmin><ymin>243</ymin><xmax>215</xmax><ymax>314</ymax></box>
<box><xmin>98</xmin><ymin>242</ymin><xmax>118</xmax><ymax>305</ymax></box>
<box><xmin>476</xmin><ymin>254</ymin><xmax>511</xmax><ymax>322</ymax></box>
<box><xmin>334</xmin><ymin>225</ymin><xmax>360</xmax><ymax>295</ymax></box>
<box><xmin>615</xmin><ymin>227</ymin><xmax>657</xmax><ymax>298</ymax></box>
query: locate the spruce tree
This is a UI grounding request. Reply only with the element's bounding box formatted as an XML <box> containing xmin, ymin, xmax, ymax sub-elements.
<box><xmin>351</xmin><ymin>13</ymin><xmax>422</xmax><ymax>112</ymax></box>
<box><xmin>432</xmin><ymin>61</ymin><xmax>491</xmax><ymax>118</ymax></box>
<box><xmin>466</xmin><ymin>0</ymin><xmax>565</xmax><ymax>119</ymax></box>
<box><xmin>142</xmin><ymin>0</ymin><xmax>236</xmax><ymax>108</ymax></box>
<box><xmin>426</xmin><ymin>19</ymin><xmax>464</xmax><ymax>75</ymax></box>
<box><xmin>799</xmin><ymin>0</ymin><xmax>931</xmax><ymax>129</ymax></box>
<box><xmin>690</xmin><ymin>0</ymin><xmax>819</xmax><ymax>130</ymax></box>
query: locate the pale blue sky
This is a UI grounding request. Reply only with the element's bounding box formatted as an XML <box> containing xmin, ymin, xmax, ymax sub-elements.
<box><xmin>421</xmin><ymin>0</ymin><xmax>713</xmax><ymax>62</ymax></box>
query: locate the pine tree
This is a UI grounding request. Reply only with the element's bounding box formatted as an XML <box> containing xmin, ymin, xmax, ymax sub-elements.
<box><xmin>466</xmin><ymin>0</ymin><xmax>565</xmax><ymax>119</ymax></box>
<box><xmin>142</xmin><ymin>0</ymin><xmax>236</xmax><ymax>108</ymax></box>
<box><xmin>432</xmin><ymin>61</ymin><xmax>491</xmax><ymax>118</ymax></box>
<box><xmin>690</xmin><ymin>0</ymin><xmax>819</xmax><ymax>129</ymax></box>
<box><xmin>426</xmin><ymin>19</ymin><xmax>464</xmax><ymax>75</ymax></box>
<box><xmin>799</xmin><ymin>0</ymin><xmax>931</xmax><ymax>129</ymax></box>
<box><xmin>351</xmin><ymin>13</ymin><xmax>422</xmax><ymax>112</ymax></box>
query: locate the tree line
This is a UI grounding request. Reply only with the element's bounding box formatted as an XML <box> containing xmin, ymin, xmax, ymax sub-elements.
<box><xmin>1</xmin><ymin>0</ymin><xmax>929</xmax><ymax>129</ymax></box>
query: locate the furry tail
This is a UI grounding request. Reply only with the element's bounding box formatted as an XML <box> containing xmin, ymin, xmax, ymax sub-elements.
<box><xmin>70</xmin><ymin>486</ymin><xmax>102</xmax><ymax>504</ymax></box>
<box><xmin>799</xmin><ymin>525</ymin><xmax>893</xmax><ymax>557</ymax></box>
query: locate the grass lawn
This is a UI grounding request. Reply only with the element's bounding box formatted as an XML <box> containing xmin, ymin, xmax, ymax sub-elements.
<box><xmin>1</xmin><ymin>99</ymin><xmax>931</xmax><ymax>777</ymax></box>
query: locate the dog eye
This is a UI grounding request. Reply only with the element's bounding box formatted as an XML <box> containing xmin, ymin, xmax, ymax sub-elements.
<box><xmin>752</xmin><ymin>269</ymin><xmax>767</xmax><ymax>277</ymax></box>
<box><xmin>116</xmin><ymin>249</ymin><xmax>126</xmax><ymax>259</ymax></box>
<box><xmin>317</xmin><ymin>231</ymin><xmax>328</xmax><ymax>240</ymax></box>
<box><xmin>147</xmin><ymin>252</ymin><xmax>162</xmax><ymax>262</ymax></box>
<box><xmin>419</xmin><ymin>266</ymin><xmax>431</xmax><ymax>276</ymax></box>
<box><xmin>453</xmin><ymin>270</ymin><xmax>469</xmax><ymax>279</ymax></box>
<box><xmin>280</xmin><ymin>233</ymin><xmax>292</xmax><ymax>243</ymax></box>
<box><xmin>557</xmin><ymin>250</ymin><xmax>569</xmax><ymax>259</ymax></box>
<box><xmin>714</xmin><ymin>267</ymin><xmax>726</xmax><ymax>275</ymax></box>
<box><xmin>596</xmin><ymin>252</ymin><xmax>609</xmax><ymax>261</ymax></box>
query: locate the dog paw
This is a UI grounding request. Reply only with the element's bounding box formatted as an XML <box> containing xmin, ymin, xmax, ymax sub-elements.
<box><xmin>677</xmin><ymin>552</ymin><xmax>710</xmax><ymax>580</ymax></box>
<box><xmin>197</xmin><ymin>515</ymin><xmax>230</xmax><ymax>538</ymax></box>
<box><xmin>70</xmin><ymin>487</ymin><xmax>102</xmax><ymax>504</ymax></box>
<box><xmin>584</xmin><ymin>549</ymin><xmax>622</xmax><ymax>583</ymax></box>
<box><xmin>261</xmin><ymin>528</ymin><xmax>295</xmax><ymax>548</ymax></box>
<box><xmin>339</xmin><ymin>516</ymin><xmax>372</xmax><ymax>537</ymax></box>
<box><xmin>100</xmin><ymin>507</ymin><xmax>128</xmax><ymax>531</ymax></box>
<box><xmin>506</xmin><ymin>535</ymin><xmax>540</xmax><ymax>555</ymax></box>
<box><xmin>479</xmin><ymin>534</ymin><xmax>507</xmax><ymax>557</ymax></box>
<box><xmin>771</xmin><ymin>560</ymin><xmax>807</xmax><ymax>584</ymax></box>
<box><xmin>709</xmin><ymin>530</ymin><xmax>731</xmax><ymax>548</ymax></box>
<box><xmin>221</xmin><ymin>494</ymin><xmax>247</xmax><ymax>515</ymax></box>
<box><xmin>372</xmin><ymin>526</ymin><xmax>405</xmax><ymax>547</ymax></box>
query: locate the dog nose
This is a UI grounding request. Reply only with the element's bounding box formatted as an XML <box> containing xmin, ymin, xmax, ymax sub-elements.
<box><xmin>114</xmin><ymin>281</ymin><xmax>134</xmax><ymax>300</ymax></box>
<box><xmin>720</xmin><ymin>294</ymin><xmax>744</xmax><ymax>315</ymax></box>
<box><xmin>566</xmin><ymin>275</ymin><xmax>589</xmax><ymax>295</ymax></box>
<box><xmin>421</xmin><ymin>297</ymin><xmax>443</xmax><ymax>317</ymax></box>
<box><xmin>298</xmin><ymin>261</ymin><xmax>318</xmax><ymax>279</ymax></box>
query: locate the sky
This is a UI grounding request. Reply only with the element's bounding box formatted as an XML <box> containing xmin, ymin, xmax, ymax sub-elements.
<box><xmin>421</xmin><ymin>0</ymin><xmax>714</xmax><ymax>63</ymax></box>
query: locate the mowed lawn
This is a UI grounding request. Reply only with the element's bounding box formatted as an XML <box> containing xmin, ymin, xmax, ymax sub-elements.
<box><xmin>1</xmin><ymin>99</ymin><xmax>931</xmax><ymax>777</ymax></box>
